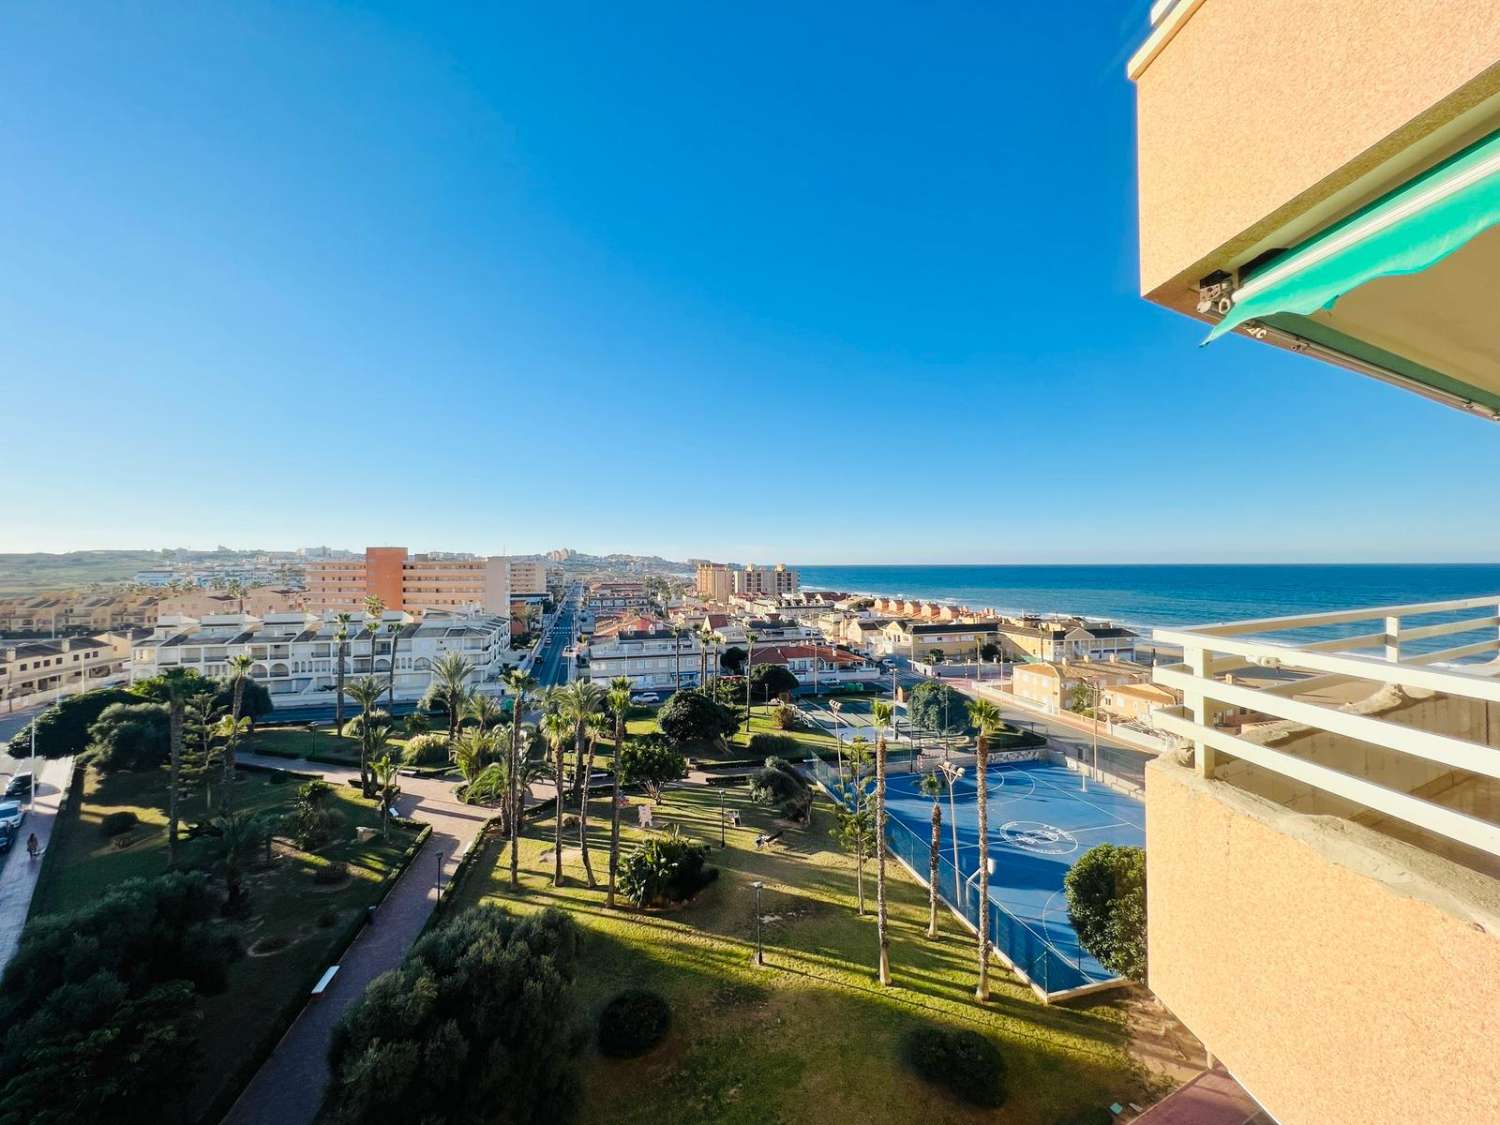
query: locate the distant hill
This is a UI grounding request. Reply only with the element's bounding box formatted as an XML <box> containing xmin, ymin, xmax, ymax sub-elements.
<box><xmin>0</xmin><ymin>551</ymin><xmax>170</xmax><ymax>594</ymax></box>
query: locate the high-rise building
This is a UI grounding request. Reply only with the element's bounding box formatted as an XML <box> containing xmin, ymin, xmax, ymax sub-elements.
<box><xmin>695</xmin><ymin>563</ymin><xmax>734</xmax><ymax>602</ymax></box>
<box><xmin>506</xmin><ymin>559</ymin><xmax>552</xmax><ymax>597</ymax></box>
<box><xmin>732</xmin><ymin>563</ymin><xmax>798</xmax><ymax>597</ymax></box>
<box><xmin>304</xmin><ymin>547</ymin><xmax>509</xmax><ymax>616</ymax></box>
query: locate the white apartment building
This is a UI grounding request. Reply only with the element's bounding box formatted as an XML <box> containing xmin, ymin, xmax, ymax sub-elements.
<box><xmin>0</xmin><ymin>635</ymin><xmax>130</xmax><ymax>704</ymax></box>
<box><xmin>585</xmin><ymin>625</ymin><xmax>705</xmax><ymax>691</ymax></box>
<box><xmin>129</xmin><ymin>611</ymin><xmax>510</xmax><ymax>701</ymax></box>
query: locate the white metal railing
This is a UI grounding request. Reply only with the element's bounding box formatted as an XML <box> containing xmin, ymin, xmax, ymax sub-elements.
<box><xmin>1151</xmin><ymin>595</ymin><xmax>1500</xmax><ymax>858</ymax></box>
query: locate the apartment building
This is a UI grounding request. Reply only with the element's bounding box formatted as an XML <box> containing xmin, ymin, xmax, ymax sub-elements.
<box><xmin>0</xmin><ymin>635</ymin><xmax>126</xmax><ymax>703</ymax></box>
<box><xmin>129</xmin><ymin>610</ymin><xmax>509</xmax><ymax>700</ymax></box>
<box><xmin>0</xmin><ymin>592</ymin><xmax>160</xmax><ymax>635</ymax></box>
<box><xmin>733</xmin><ymin>563</ymin><xmax>799</xmax><ymax>597</ymax></box>
<box><xmin>304</xmin><ymin>547</ymin><xmax>510</xmax><ymax>616</ymax></box>
<box><xmin>586</xmin><ymin>581</ymin><xmax>651</xmax><ymax>613</ymax></box>
<box><xmin>1008</xmin><ymin>660</ymin><xmax>1151</xmax><ymax>716</ymax></box>
<box><xmin>745</xmin><ymin>643</ymin><xmax>880</xmax><ymax>689</ymax></box>
<box><xmin>506</xmin><ymin>559</ymin><xmax>555</xmax><ymax>597</ymax></box>
<box><xmin>1129</xmin><ymin>5</ymin><xmax>1500</xmax><ymax>1121</ymax></box>
<box><xmin>694</xmin><ymin>563</ymin><xmax>734</xmax><ymax>602</ymax></box>
<box><xmin>994</xmin><ymin>619</ymin><xmax>1139</xmax><ymax>664</ymax></box>
<box><xmin>155</xmin><ymin>587</ymin><xmax>305</xmax><ymax>619</ymax></box>
<box><xmin>881</xmin><ymin>620</ymin><xmax>1002</xmax><ymax>661</ymax></box>
<box><xmin>585</xmin><ymin>624</ymin><xmax>704</xmax><ymax>691</ymax></box>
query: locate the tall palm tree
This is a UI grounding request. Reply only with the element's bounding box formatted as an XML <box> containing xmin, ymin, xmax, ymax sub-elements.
<box><xmin>385</xmin><ymin>620</ymin><xmax>403</xmax><ymax>706</ymax></box>
<box><xmin>452</xmin><ymin>726</ymin><xmax>494</xmax><ymax>787</ymax></box>
<box><xmin>333</xmin><ymin>612</ymin><xmax>353</xmax><ymax>731</ymax></box>
<box><xmin>919</xmin><ymin>771</ymin><xmax>943</xmax><ymax>938</ymax></box>
<box><xmin>605</xmin><ymin>675</ymin><xmax>632</xmax><ymax>908</ymax></box>
<box><xmin>577</xmin><ymin>711</ymin><xmax>610</xmax><ymax>888</ymax></box>
<box><xmin>158</xmin><ymin>666</ymin><xmax>196</xmax><ymax>866</ymax></box>
<box><xmin>505</xmin><ymin>669</ymin><xmax>537</xmax><ymax>891</ymax></box>
<box><xmin>967</xmin><ymin>697</ymin><xmax>1003</xmax><ymax>1002</ymax></box>
<box><xmin>343</xmin><ymin>676</ymin><xmax>386</xmax><ymax>796</ymax></box>
<box><xmin>871</xmin><ymin>698</ymin><xmax>894</xmax><ymax>986</ymax></box>
<box><xmin>541</xmin><ymin>710</ymin><xmax>573</xmax><ymax>887</ymax></box>
<box><xmin>221</xmin><ymin>652</ymin><xmax>254</xmax><ymax>810</ymax></box>
<box><xmin>744</xmin><ymin>630</ymin><xmax>757</xmax><ymax>732</ymax></box>
<box><xmin>430</xmin><ymin>652</ymin><xmax>477</xmax><ymax>747</ymax></box>
<box><xmin>845</xmin><ymin>735</ymin><xmax>872</xmax><ymax>913</ymax></box>
<box><xmin>560</xmin><ymin>680</ymin><xmax>606</xmax><ymax>798</ymax></box>
<box><xmin>363</xmin><ymin>595</ymin><xmax>384</xmax><ymax>672</ymax></box>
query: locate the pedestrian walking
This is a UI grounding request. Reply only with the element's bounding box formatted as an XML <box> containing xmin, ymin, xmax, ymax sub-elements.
<box><xmin>26</xmin><ymin>832</ymin><xmax>39</xmax><ymax>860</ymax></box>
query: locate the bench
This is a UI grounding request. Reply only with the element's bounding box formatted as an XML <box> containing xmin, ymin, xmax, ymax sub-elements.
<box><xmin>312</xmin><ymin>965</ymin><xmax>340</xmax><ymax>996</ymax></box>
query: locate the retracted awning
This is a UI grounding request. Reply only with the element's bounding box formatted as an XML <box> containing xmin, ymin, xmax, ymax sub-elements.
<box><xmin>1205</xmin><ymin>127</ymin><xmax>1500</xmax><ymax>415</ymax></box>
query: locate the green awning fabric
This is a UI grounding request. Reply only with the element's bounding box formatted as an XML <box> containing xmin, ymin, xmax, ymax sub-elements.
<box><xmin>1207</xmin><ymin>128</ymin><xmax>1500</xmax><ymax>343</ymax></box>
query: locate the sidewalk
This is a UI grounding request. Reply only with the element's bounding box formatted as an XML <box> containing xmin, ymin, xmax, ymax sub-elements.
<box><xmin>0</xmin><ymin>755</ymin><xmax>75</xmax><ymax>970</ymax></box>
<box><xmin>222</xmin><ymin>756</ymin><xmax>491</xmax><ymax>1125</ymax></box>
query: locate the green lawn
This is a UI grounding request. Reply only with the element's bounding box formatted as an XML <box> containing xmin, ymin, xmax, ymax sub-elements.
<box><xmin>29</xmin><ymin>764</ymin><xmax>421</xmax><ymax>1123</ymax></box>
<box><xmin>240</xmin><ymin>725</ymin><xmax>369</xmax><ymax>764</ymax></box>
<box><xmin>453</xmin><ymin>785</ymin><xmax>1161</xmax><ymax>1125</ymax></box>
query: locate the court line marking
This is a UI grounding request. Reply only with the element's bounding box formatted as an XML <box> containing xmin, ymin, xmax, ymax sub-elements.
<box><xmin>1025</xmin><ymin>766</ymin><xmax>1145</xmax><ymax>832</ymax></box>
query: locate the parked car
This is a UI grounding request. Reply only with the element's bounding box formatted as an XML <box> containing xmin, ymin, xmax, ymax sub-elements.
<box><xmin>0</xmin><ymin>823</ymin><xmax>12</xmax><ymax>854</ymax></box>
<box><xmin>631</xmin><ymin>692</ymin><xmax>661</xmax><ymax>705</ymax></box>
<box><xmin>0</xmin><ymin>801</ymin><xmax>24</xmax><ymax>832</ymax></box>
<box><xmin>6</xmin><ymin>772</ymin><xmax>33</xmax><ymax>798</ymax></box>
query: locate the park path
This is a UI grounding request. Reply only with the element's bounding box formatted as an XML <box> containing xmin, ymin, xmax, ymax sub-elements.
<box><xmin>222</xmin><ymin>754</ymin><xmax>491</xmax><ymax>1125</ymax></box>
<box><xmin>0</xmin><ymin>755</ymin><xmax>75</xmax><ymax>971</ymax></box>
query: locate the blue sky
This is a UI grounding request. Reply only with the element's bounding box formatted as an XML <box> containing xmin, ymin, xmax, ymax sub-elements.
<box><xmin>4</xmin><ymin>1</ymin><xmax>1498</xmax><ymax>564</ymax></box>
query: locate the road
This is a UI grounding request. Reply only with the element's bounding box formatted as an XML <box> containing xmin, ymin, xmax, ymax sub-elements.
<box><xmin>531</xmin><ymin>585</ymin><xmax>580</xmax><ymax>687</ymax></box>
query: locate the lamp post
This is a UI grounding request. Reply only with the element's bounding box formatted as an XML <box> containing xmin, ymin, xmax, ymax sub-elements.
<box><xmin>720</xmin><ymin>785</ymin><xmax>727</xmax><ymax>846</ymax></box>
<box><xmin>751</xmin><ymin>880</ymin><xmax>765</xmax><ymax>965</ymax></box>
<box><xmin>830</xmin><ymin>700</ymin><xmax>844</xmax><ymax>784</ymax></box>
<box><xmin>938</xmin><ymin>762</ymin><xmax>965</xmax><ymax>900</ymax></box>
<box><xmin>436</xmin><ymin>851</ymin><xmax>444</xmax><ymax>897</ymax></box>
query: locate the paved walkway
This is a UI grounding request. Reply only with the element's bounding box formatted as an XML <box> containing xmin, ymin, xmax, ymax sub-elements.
<box><xmin>222</xmin><ymin>754</ymin><xmax>492</xmax><ymax>1125</ymax></box>
<box><xmin>0</xmin><ymin>755</ymin><xmax>75</xmax><ymax>969</ymax></box>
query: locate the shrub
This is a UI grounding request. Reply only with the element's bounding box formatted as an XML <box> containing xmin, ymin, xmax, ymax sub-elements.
<box><xmin>83</xmin><ymin>702</ymin><xmax>170</xmax><ymax>772</ymax></box>
<box><xmin>314</xmin><ymin>861</ymin><xmax>348</xmax><ymax>885</ymax></box>
<box><xmin>902</xmin><ymin>1026</ymin><xmax>1007</xmax><ymax>1107</ymax></box>
<box><xmin>100</xmin><ymin>810</ymin><xmax>140</xmax><ymax>837</ymax></box>
<box><xmin>749</xmin><ymin>663</ymin><xmax>799</xmax><ymax>702</ymax></box>
<box><xmin>283</xmin><ymin>779</ymin><xmax>344</xmax><ymax>849</ymax></box>
<box><xmin>617</xmin><ymin>737</ymin><xmax>686</xmax><ymax>803</ymax></box>
<box><xmin>327</xmin><ymin>906</ymin><xmax>585</xmax><ymax>1124</ymax></box>
<box><xmin>906</xmin><ymin>681</ymin><xmax>974</xmax><ymax>734</ymax></box>
<box><xmin>747</xmin><ymin>732</ymin><xmax>800</xmax><ymax>757</ymax></box>
<box><xmin>400</xmin><ymin>732</ymin><xmax>450</xmax><ymax>767</ymax></box>
<box><xmin>769</xmin><ymin>702</ymin><xmax>799</xmax><ymax>730</ymax></box>
<box><xmin>1064</xmin><ymin>843</ymin><xmax>1147</xmax><ymax>982</ymax></box>
<box><xmin>617</xmin><ymin>829</ymin><xmax>716</xmax><ymax>907</ymax></box>
<box><xmin>597</xmin><ymin>989</ymin><xmax>671</xmax><ymax>1058</ymax></box>
<box><xmin>750</xmin><ymin>756</ymin><xmax>812</xmax><ymax>822</ymax></box>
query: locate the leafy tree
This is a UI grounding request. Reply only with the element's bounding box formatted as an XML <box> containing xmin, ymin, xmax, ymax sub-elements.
<box><xmin>326</xmin><ymin>906</ymin><xmax>586</xmax><ymax>1125</ymax></box>
<box><xmin>182</xmin><ymin>692</ymin><xmax>226</xmax><ymax>815</ymax></box>
<box><xmin>151</xmin><ymin>667</ymin><xmax>198</xmax><ymax>866</ymax></box>
<box><xmin>927</xmin><ymin>648</ymin><xmax>945</xmax><ymax>665</ymax></box>
<box><xmin>749</xmin><ymin>756</ymin><xmax>812</xmax><ymax>823</ymax></box>
<box><xmin>906</xmin><ymin>681</ymin><xmax>973</xmax><ymax>735</ymax></box>
<box><xmin>657</xmin><ymin>689</ymin><xmax>737</xmax><ymax>750</ymax></box>
<box><xmin>749</xmin><ymin>663</ymin><xmax>799</xmax><ymax>703</ymax></box>
<box><xmin>831</xmin><ymin>803</ymin><xmax>875</xmax><ymax>914</ymax></box>
<box><xmin>706</xmin><ymin>677</ymin><xmax>743</xmax><ymax>709</ymax></box>
<box><xmin>719</xmin><ymin>646</ymin><xmax>746</xmax><ymax>674</ymax></box>
<box><xmin>967</xmin><ymin>698</ymin><xmax>1004</xmax><ymax>1002</ymax></box>
<box><xmin>83</xmin><ymin>701</ymin><xmax>170</xmax><ymax>772</ymax></box>
<box><xmin>979</xmin><ymin>643</ymin><xmax>1001</xmax><ymax>663</ymax></box>
<box><xmin>1064</xmin><ymin>844</ymin><xmax>1147</xmax><ymax>982</ymax></box>
<box><xmin>616</xmin><ymin>737</ymin><xmax>686</xmax><ymax>804</ymax></box>
<box><xmin>0</xmin><ymin>871</ymin><xmax>242</xmax><ymax>1124</ymax></box>
<box><xmin>13</xmin><ymin>687</ymin><xmax>135</xmax><ymax>759</ymax></box>
<box><xmin>1067</xmin><ymin>681</ymin><xmax>1092</xmax><ymax>714</ymax></box>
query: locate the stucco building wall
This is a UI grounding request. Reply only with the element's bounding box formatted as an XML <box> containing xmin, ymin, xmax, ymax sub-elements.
<box><xmin>1146</xmin><ymin>757</ymin><xmax>1500</xmax><ymax>1123</ymax></box>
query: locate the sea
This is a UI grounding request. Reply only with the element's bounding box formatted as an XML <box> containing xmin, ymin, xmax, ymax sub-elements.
<box><xmin>796</xmin><ymin>564</ymin><xmax>1500</xmax><ymax>651</ymax></box>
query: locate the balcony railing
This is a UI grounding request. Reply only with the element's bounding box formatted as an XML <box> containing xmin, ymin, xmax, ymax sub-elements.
<box><xmin>1151</xmin><ymin>595</ymin><xmax>1500</xmax><ymax>861</ymax></box>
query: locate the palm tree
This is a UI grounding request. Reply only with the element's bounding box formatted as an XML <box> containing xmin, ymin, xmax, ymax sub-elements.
<box><xmin>371</xmin><ymin>752</ymin><xmax>401</xmax><ymax>839</ymax></box>
<box><xmin>967</xmin><ymin>697</ymin><xmax>1003</xmax><ymax>1002</ymax></box>
<box><xmin>158</xmin><ymin>666</ymin><xmax>197</xmax><ymax>866</ymax></box>
<box><xmin>221</xmin><ymin>653</ymin><xmax>254</xmax><ymax>810</ymax></box>
<box><xmin>466</xmin><ymin>693</ymin><xmax>503</xmax><ymax>734</ymax></box>
<box><xmin>363</xmin><ymin>595</ymin><xmax>384</xmax><ymax>672</ymax></box>
<box><xmin>540</xmin><ymin>710</ymin><xmax>573</xmax><ymax>887</ymax></box>
<box><xmin>744</xmin><ymin>630</ymin><xmax>757</xmax><ymax>732</ymax></box>
<box><xmin>403</xmin><ymin>711</ymin><xmax>429</xmax><ymax>739</ymax></box>
<box><xmin>342</xmin><ymin>676</ymin><xmax>386</xmax><ymax>796</ymax></box>
<box><xmin>577</xmin><ymin>711</ymin><xmax>609</xmax><ymax>888</ymax></box>
<box><xmin>211</xmin><ymin>809</ymin><xmax>266</xmax><ymax>912</ymax></box>
<box><xmin>333</xmin><ymin>612</ymin><xmax>353</xmax><ymax>731</ymax></box>
<box><xmin>385</xmin><ymin>620</ymin><xmax>403</xmax><ymax>706</ymax></box>
<box><xmin>605</xmin><ymin>675</ymin><xmax>632</xmax><ymax>908</ymax></box>
<box><xmin>919</xmin><ymin>771</ymin><xmax>943</xmax><ymax>938</ymax></box>
<box><xmin>871</xmin><ymin>698</ymin><xmax>894</xmax><ymax>986</ymax></box>
<box><xmin>430</xmin><ymin>652</ymin><xmax>476</xmax><ymax>747</ymax></box>
<box><xmin>504</xmin><ymin>669</ymin><xmax>537</xmax><ymax>891</ymax></box>
<box><xmin>452</xmin><ymin>726</ymin><xmax>493</xmax><ymax>788</ymax></box>
<box><xmin>226</xmin><ymin>577</ymin><xmax>245</xmax><ymax>614</ymax></box>
<box><xmin>560</xmin><ymin>680</ymin><xmax>606</xmax><ymax>799</ymax></box>
<box><xmin>845</xmin><ymin>736</ymin><xmax>872</xmax><ymax>913</ymax></box>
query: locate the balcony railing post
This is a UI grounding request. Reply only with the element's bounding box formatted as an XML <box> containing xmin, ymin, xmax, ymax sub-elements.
<box><xmin>1384</xmin><ymin>615</ymin><xmax>1401</xmax><ymax>663</ymax></box>
<box><xmin>1183</xmin><ymin>644</ymin><xmax>1216</xmax><ymax>776</ymax></box>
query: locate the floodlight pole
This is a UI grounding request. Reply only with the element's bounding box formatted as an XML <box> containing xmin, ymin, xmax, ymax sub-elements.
<box><xmin>938</xmin><ymin>762</ymin><xmax>965</xmax><ymax>901</ymax></box>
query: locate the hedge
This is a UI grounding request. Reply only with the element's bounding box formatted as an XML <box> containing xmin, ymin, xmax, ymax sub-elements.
<box><xmin>902</xmin><ymin>1026</ymin><xmax>1007</xmax><ymax>1107</ymax></box>
<box><xmin>597</xmin><ymin>989</ymin><xmax>671</xmax><ymax>1058</ymax></box>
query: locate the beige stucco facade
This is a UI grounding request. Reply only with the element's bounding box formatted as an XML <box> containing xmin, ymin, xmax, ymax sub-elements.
<box><xmin>1147</xmin><ymin>756</ymin><xmax>1500</xmax><ymax>1124</ymax></box>
<box><xmin>1132</xmin><ymin>0</ymin><xmax>1500</xmax><ymax>309</ymax></box>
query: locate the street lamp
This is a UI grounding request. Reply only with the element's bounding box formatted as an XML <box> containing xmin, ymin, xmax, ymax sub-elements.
<box><xmin>719</xmin><ymin>785</ymin><xmax>727</xmax><ymax>846</ymax></box>
<box><xmin>751</xmin><ymin>880</ymin><xmax>765</xmax><ymax>965</ymax></box>
<box><xmin>830</xmin><ymin>700</ymin><xmax>844</xmax><ymax>782</ymax></box>
<box><xmin>435</xmin><ymin>851</ymin><xmax>444</xmax><ymax>897</ymax></box>
<box><xmin>938</xmin><ymin>761</ymin><xmax>965</xmax><ymax>900</ymax></box>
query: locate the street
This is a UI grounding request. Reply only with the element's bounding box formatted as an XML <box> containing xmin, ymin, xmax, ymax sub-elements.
<box><xmin>531</xmin><ymin>585</ymin><xmax>580</xmax><ymax>687</ymax></box>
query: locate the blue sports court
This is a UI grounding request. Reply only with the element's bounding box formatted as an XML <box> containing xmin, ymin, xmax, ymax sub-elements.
<box><xmin>819</xmin><ymin>756</ymin><xmax>1144</xmax><ymax>996</ymax></box>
